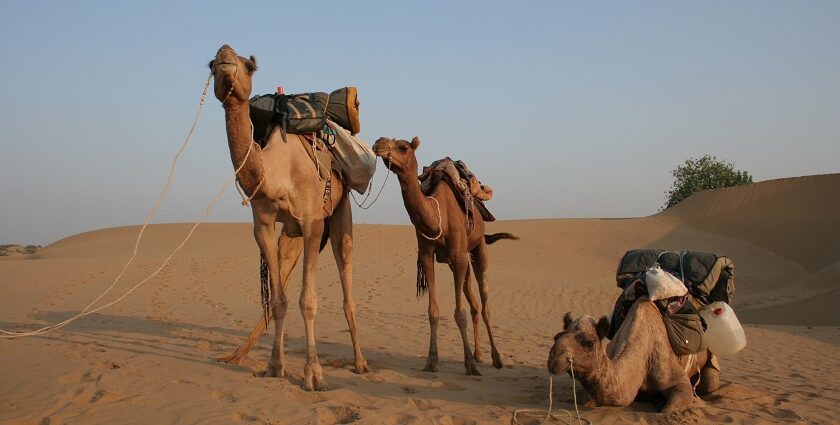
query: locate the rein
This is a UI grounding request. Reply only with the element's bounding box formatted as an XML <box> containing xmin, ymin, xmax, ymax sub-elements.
<box><xmin>511</xmin><ymin>349</ymin><xmax>591</xmax><ymax>425</ymax></box>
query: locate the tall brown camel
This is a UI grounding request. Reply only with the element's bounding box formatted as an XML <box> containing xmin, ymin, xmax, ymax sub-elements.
<box><xmin>547</xmin><ymin>300</ymin><xmax>721</xmax><ymax>413</ymax></box>
<box><xmin>372</xmin><ymin>136</ymin><xmax>518</xmax><ymax>375</ymax></box>
<box><xmin>209</xmin><ymin>45</ymin><xmax>369</xmax><ymax>391</ymax></box>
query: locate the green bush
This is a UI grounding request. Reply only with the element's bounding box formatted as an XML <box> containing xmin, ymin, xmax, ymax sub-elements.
<box><xmin>664</xmin><ymin>155</ymin><xmax>753</xmax><ymax>209</ymax></box>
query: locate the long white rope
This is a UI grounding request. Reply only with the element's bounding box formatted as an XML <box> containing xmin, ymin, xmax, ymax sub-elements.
<box><xmin>1</xmin><ymin>73</ymin><xmax>251</xmax><ymax>339</ymax></box>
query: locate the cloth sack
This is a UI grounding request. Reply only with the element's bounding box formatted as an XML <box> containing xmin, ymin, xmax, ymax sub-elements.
<box><xmin>645</xmin><ymin>265</ymin><xmax>688</xmax><ymax>301</ymax></box>
<box><xmin>326</xmin><ymin>120</ymin><xmax>376</xmax><ymax>194</ymax></box>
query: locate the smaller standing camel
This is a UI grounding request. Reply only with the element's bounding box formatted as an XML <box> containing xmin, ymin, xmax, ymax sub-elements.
<box><xmin>372</xmin><ymin>136</ymin><xmax>518</xmax><ymax>375</ymax></box>
<box><xmin>547</xmin><ymin>300</ymin><xmax>721</xmax><ymax>413</ymax></box>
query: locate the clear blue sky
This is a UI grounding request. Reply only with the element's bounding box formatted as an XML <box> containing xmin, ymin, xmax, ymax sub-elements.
<box><xmin>1</xmin><ymin>1</ymin><xmax>838</xmax><ymax>245</ymax></box>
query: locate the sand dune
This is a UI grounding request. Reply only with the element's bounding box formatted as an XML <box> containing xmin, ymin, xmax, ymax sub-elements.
<box><xmin>1</xmin><ymin>174</ymin><xmax>838</xmax><ymax>424</ymax></box>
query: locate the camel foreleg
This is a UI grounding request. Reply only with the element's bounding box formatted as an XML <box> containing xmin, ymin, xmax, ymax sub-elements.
<box><xmin>419</xmin><ymin>251</ymin><xmax>440</xmax><ymax>372</ymax></box>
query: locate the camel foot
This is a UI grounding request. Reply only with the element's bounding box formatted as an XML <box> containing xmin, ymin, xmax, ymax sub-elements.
<box><xmin>354</xmin><ymin>358</ymin><xmax>372</xmax><ymax>374</ymax></box>
<box><xmin>303</xmin><ymin>359</ymin><xmax>328</xmax><ymax>391</ymax></box>
<box><xmin>464</xmin><ymin>362</ymin><xmax>482</xmax><ymax>376</ymax></box>
<box><xmin>422</xmin><ymin>362</ymin><xmax>438</xmax><ymax>373</ymax></box>
<box><xmin>491</xmin><ymin>351</ymin><xmax>504</xmax><ymax>369</ymax></box>
<box><xmin>217</xmin><ymin>350</ymin><xmax>245</xmax><ymax>365</ymax></box>
<box><xmin>257</xmin><ymin>365</ymin><xmax>285</xmax><ymax>378</ymax></box>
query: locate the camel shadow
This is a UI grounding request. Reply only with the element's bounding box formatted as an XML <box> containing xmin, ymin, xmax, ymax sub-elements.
<box><xmin>1</xmin><ymin>310</ymin><xmax>585</xmax><ymax>411</ymax></box>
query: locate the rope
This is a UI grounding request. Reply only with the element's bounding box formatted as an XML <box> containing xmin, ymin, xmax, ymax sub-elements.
<box><xmin>418</xmin><ymin>196</ymin><xmax>443</xmax><ymax>241</ymax></box>
<box><xmin>1</xmin><ymin>73</ymin><xmax>249</xmax><ymax>339</ymax></box>
<box><xmin>351</xmin><ymin>152</ymin><xmax>392</xmax><ymax>209</ymax></box>
<box><xmin>512</xmin><ymin>351</ymin><xmax>592</xmax><ymax>425</ymax></box>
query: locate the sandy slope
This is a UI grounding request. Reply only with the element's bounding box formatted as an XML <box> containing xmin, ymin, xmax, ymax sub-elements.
<box><xmin>1</xmin><ymin>175</ymin><xmax>839</xmax><ymax>424</ymax></box>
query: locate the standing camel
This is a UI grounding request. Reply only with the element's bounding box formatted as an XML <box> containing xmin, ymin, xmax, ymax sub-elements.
<box><xmin>372</xmin><ymin>136</ymin><xmax>517</xmax><ymax>375</ymax></box>
<box><xmin>209</xmin><ymin>45</ymin><xmax>369</xmax><ymax>391</ymax></box>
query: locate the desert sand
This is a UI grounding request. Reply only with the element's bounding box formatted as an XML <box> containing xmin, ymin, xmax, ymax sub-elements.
<box><xmin>1</xmin><ymin>173</ymin><xmax>839</xmax><ymax>424</ymax></box>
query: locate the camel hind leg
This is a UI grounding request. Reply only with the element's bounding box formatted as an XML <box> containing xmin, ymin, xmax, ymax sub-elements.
<box><xmin>450</xmin><ymin>253</ymin><xmax>481</xmax><ymax>376</ymax></box>
<box><xmin>461</xmin><ymin>265</ymin><xmax>483</xmax><ymax>363</ymax></box>
<box><xmin>328</xmin><ymin>197</ymin><xmax>370</xmax><ymax>374</ymax></box>
<box><xmin>217</xmin><ymin>227</ymin><xmax>302</xmax><ymax>365</ymax></box>
<box><xmin>299</xmin><ymin>218</ymin><xmax>328</xmax><ymax>391</ymax></box>
<box><xmin>471</xmin><ymin>241</ymin><xmax>504</xmax><ymax>369</ymax></box>
<box><xmin>696</xmin><ymin>352</ymin><xmax>721</xmax><ymax>395</ymax></box>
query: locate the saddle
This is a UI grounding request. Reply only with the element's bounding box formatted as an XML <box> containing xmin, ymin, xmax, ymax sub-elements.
<box><xmin>418</xmin><ymin>158</ymin><xmax>495</xmax><ymax>226</ymax></box>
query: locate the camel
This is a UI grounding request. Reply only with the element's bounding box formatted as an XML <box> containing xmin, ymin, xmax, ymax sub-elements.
<box><xmin>372</xmin><ymin>136</ymin><xmax>518</xmax><ymax>375</ymax></box>
<box><xmin>547</xmin><ymin>300</ymin><xmax>721</xmax><ymax>413</ymax></box>
<box><xmin>209</xmin><ymin>44</ymin><xmax>369</xmax><ymax>391</ymax></box>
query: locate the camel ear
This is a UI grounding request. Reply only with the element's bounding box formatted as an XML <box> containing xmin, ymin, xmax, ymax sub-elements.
<box><xmin>246</xmin><ymin>55</ymin><xmax>258</xmax><ymax>73</ymax></box>
<box><xmin>563</xmin><ymin>312</ymin><xmax>573</xmax><ymax>330</ymax></box>
<box><xmin>410</xmin><ymin>136</ymin><xmax>421</xmax><ymax>151</ymax></box>
<box><xmin>208</xmin><ymin>59</ymin><xmax>214</xmax><ymax>70</ymax></box>
<box><xmin>596</xmin><ymin>316</ymin><xmax>611</xmax><ymax>340</ymax></box>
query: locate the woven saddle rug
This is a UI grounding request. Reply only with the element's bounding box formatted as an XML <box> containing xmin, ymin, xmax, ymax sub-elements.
<box><xmin>419</xmin><ymin>157</ymin><xmax>495</xmax><ymax>227</ymax></box>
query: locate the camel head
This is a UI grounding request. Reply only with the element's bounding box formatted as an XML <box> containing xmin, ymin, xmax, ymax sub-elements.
<box><xmin>548</xmin><ymin>313</ymin><xmax>610</xmax><ymax>376</ymax></box>
<box><xmin>372</xmin><ymin>136</ymin><xmax>421</xmax><ymax>175</ymax></box>
<box><xmin>208</xmin><ymin>44</ymin><xmax>258</xmax><ymax>106</ymax></box>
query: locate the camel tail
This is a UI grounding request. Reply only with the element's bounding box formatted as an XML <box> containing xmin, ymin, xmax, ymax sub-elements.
<box><xmin>484</xmin><ymin>232</ymin><xmax>519</xmax><ymax>245</ymax></box>
<box><xmin>416</xmin><ymin>259</ymin><xmax>428</xmax><ymax>298</ymax></box>
<box><xmin>319</xmin><ymin>222</ymin><xmax>330</xmax><ymax>253</ymax></box>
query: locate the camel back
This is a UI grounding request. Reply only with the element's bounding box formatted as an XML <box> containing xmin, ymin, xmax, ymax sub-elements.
<box><xmin>616</xmin><ymin>249</ymin><xmax>735</xmax><ymax>305</ymax></box>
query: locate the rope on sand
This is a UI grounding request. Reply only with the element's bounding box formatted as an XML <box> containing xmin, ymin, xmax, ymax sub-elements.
<box><xmin>0</xmin><ymin>73</ymin><xmax>250</xmax><ymax>339</ymax></box>
<box><xmin>512</xmin><ymin>352</ymin><xmax>592</xmax><ymax>425</ymax></box>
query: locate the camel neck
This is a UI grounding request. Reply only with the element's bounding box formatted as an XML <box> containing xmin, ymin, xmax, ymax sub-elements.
<box><xmin>396</xmin><ymin>169</ymin><xmax>441</xmax><ymax>238</ymax></box>
<box><xmin>224</xmin><ymin>101</ymin><xmax>263</xmax><ymax>194</ymax></box>
<box><xmin>578</xmin><ymin>347</ymin><xmax>638</xmax><ymax>406</ymax></box>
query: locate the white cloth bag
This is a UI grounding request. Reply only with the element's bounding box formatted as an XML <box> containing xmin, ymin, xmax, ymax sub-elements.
<box><xmin>326</xmin><ymin>120</ymin><xmax>377</xmax><ymax>194</ymax></box>
<box><xmin>644</xmin><ymin>265</ymin><xmax>688</xmax><ymax>301</ymax></box>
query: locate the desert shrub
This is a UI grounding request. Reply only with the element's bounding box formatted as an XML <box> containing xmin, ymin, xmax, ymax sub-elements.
<box><xmin>664</xmin><ymin>155</ymin><xmax>753</xmax><ymax>208</ymax></box>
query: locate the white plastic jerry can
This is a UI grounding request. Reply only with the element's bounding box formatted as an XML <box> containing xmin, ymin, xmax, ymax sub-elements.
<box><xmin>699</xmin><ymin>301</ymin><xmax>747</xmax><ymax>357</ymax></box>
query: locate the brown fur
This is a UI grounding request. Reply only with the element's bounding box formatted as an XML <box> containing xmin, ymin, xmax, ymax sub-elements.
<box><xmin>209</xmin><ymin>45</ymin><xmax>369</xmax><ymax>390</ymax></box>
<box><xmin>372</xmin><ymin>137</ymin><xmax>517</xmax><ymax>374</ymax></box>
<box><xmin>547</xmin><ymin>300</ymin><xmax>721</xmax><ymax>413</ymax></box>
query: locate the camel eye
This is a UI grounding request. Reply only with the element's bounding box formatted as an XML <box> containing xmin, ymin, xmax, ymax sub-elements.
<box><xmin>245</xmin><ymin>62</ymin><xmax>256</xmax><ymax>72</ymax></box>
<box><xmin>576</xmin><ymin>334</ymin><xmax>595</xmax><ymax>349</ymax></box>
<box><xmin>399</xmin><ymin>145</ymin><xmax>408</xmax><ymax>152</ymax></box>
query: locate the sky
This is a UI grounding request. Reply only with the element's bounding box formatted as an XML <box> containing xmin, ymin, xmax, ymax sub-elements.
<box><xmin>1</xmin><ymin>1</ymin><xmax>838</xmax><ymax>245</ymax></box>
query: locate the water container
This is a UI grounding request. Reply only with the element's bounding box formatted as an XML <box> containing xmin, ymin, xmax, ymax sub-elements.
<box><xmin>699</xmin><ymin>301</ymin><xmax>747</xmax><ymax>357</ymax></box>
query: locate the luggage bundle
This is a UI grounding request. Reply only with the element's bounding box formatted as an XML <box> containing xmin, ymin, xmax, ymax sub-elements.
<box><xmin>249</xmin><ymin>87</ymin><xmax>361</xmax><ymax>144</ymax></box>
<box><xmin>616</xmin><ymin>249</ymin><xmax>735</xmax><ymax>305</ymax></box>
<box><xmin>610</xmin><ymin>249</ymin><xmax>741</xmax><ymax>356</ymax></box>
<box><xmin>248</xmin><ymin>86</ymin><xmax>374</xmax><ymax>195</ymax></box>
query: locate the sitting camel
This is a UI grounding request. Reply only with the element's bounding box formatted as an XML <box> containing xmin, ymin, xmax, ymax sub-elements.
<box><xmin>372</xmin><ymin>136</ymin><xmax>518</xmax><ymax>375</ymax></box>
<box><xmin>547</xmin><ymin>300</ymin><xmax>720</xmax><ymax>413</ymax></box>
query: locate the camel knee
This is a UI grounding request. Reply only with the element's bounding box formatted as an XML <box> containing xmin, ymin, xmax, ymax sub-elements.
<box><xmin>697</xmin><ymin>367</ymin><xmax>721</xmax><ymax>395</ymax></box>
<box><xmin>343</xmin><ymin>300</ymin><xmax>356</xmax><ymax>316</ymax></box>
<box><xmin>271</xmin><ymin>295</ymin><xmax>288</xmax><ymax>312</ymax></box>
<box><xmin>454</xmin><ymin>309</ymin><xmax>468</xmax><ymax>328</ymax></box>
<box><xmin>299</xmin><ymin>298</ymin><xmax>317</xmax><ymax>320</ymax></box>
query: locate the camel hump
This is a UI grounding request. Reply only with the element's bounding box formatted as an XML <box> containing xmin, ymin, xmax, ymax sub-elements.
<box><xmin>484</xmin><ymin>233</ymin><xmax>519</xmax><ymax>245</ymax></box>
